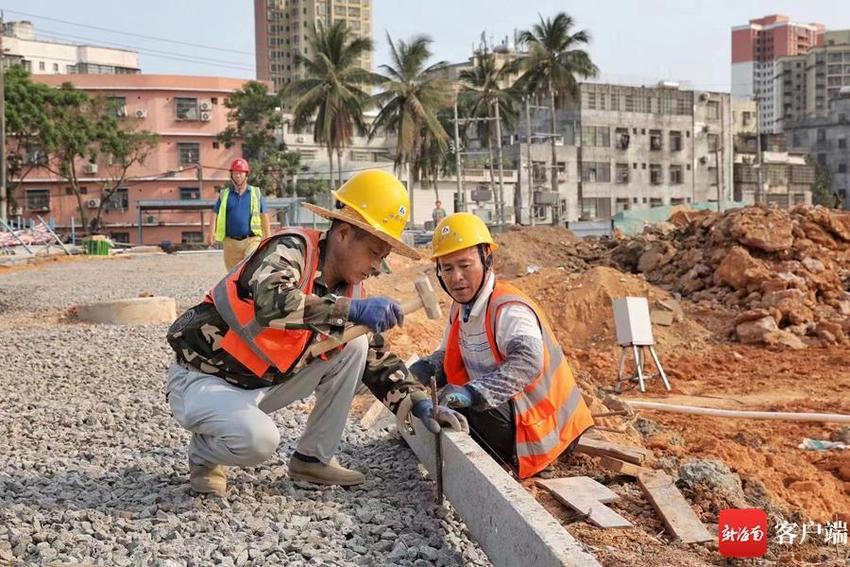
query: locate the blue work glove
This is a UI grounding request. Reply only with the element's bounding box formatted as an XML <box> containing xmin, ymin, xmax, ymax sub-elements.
<box><xmin>412</xmin><ymin>399</ymin><xmax>469</xmax><ymax>434</ymax></box>
<box><xmin>348</xmin><ymin>297</ymin><xmax>404</xmax><ymax>333</ymax></box>
<box><xmin>408</xmin><ymin>359</ymin><xmax>435</xmax><ymax>386</ymax></box>
<box><xmin>438</xmin><ymin>384</ymin><xmax>475</xmax><ymax>409</ymax></box>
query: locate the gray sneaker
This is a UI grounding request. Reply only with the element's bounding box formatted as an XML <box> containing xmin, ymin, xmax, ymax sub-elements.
<box><xmin>288</xmin><ymin>456</ymin><xmax>365</xmax><ymax>486</ymax></box>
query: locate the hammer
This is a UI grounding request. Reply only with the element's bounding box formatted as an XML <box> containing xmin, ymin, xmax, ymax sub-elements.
<box><xmin>298</xmin><ymin>275</ymin><xmax>442</xmax><ymax>358</ymax></box>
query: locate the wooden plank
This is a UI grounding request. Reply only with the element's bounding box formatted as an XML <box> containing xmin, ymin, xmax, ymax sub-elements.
<box><xmin>536</xmin><ymin>477</ymin><xmax>632</xmax><ymax>529</ymax></box>
<box><xmin>597</xmin><ymin>456</ymin><xmax>650</xmax><ymax>478</ymax></box>
<box><xmin>637</xmin><ymin>470</ymin><xmax>712</xmax><ymax>544</ymax></box>
<box><xmin>575</xmin><ymin>437</ymin><xmax>649</xmax><ymax>465</ymax></box>
<box><xmin>360</xmin><ymin>398</ymin><xmax>394</xmax><ymax>429</ymax></box>
<box><xmin>401</xmin><ymin>418</ymin><xmax>600</xmax><ymax>566</ymax></box>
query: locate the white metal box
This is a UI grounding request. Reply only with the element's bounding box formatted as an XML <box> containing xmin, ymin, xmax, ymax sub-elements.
<box><xmin>612</xmin><ymin>297</ymin><xmax>655</xmax><ymax>346</ymax></box>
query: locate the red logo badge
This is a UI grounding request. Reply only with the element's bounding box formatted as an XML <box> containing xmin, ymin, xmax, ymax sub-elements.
<box><xmin>718</xmin><ymin>509</ymin><xmax>768</xmax><ymax>558</ymax></box>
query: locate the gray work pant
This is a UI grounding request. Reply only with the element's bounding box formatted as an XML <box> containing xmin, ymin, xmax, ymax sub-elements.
<box><xmin>166</xmin><ymin>335</ymin><xmax>368</xmax><ymax>467</ymax></box>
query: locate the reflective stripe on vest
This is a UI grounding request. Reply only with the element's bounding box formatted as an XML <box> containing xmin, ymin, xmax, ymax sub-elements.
<box><xmin>443</xmin><ymin>281</ymin><xmax>594</xmax><ymax>478</ymax></box>
<box><xmin>214</xmin><ymin>186</ymin><xmax>263</xmax><ymax>242</ymax></box>
<box><xmin>207</xmin><ymin>227</ymin><xmax>363</xmax><ymax>379</ymax></box>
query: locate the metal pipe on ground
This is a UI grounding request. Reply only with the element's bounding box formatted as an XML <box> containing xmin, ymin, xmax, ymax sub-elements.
<box><xmin>623</xmin><ymin>400</ymin><xmax>850</xmax><ymax>424</ymax></box>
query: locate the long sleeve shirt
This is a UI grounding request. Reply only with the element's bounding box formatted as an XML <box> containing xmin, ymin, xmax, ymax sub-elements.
<box><xmin>167</xmin><ymin>232</ymin><xmax>429</xmax><ymax>413</ymax></box>
<box><xmin>424</xmin><ymin>273</ymin><xmax>545</xmax><ymax>409</ymax></box>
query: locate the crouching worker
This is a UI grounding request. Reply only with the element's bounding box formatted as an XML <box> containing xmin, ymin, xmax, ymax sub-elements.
<box><xmin>410</xmin><ymin>213</ymin><xmax>594</xmax><ymax>479</ymax></box>
<box><xmin>165</xmin><ymin>170</ymin><xmax>467</xmax><ymax>496</ymax></box>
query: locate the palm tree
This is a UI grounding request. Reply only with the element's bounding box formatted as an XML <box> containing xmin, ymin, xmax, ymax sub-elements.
<box><xmin>512</xmin><ymin>12</ymin><xmax>598</xmax><ymax>220</ymax></box>
<box><xmin>283</xmin><ymin>20</ymin><xmax>376</xmax><ymax>190</ymax></box>
<box><xmin>459</xmin><ymin>52</ymin><xmax>519</xmax><ymax>223</ymax></box>
<box><xmin>371</xmin><ymin>33</ymin><xmax>452</xmax><ymax>225</ymax></box>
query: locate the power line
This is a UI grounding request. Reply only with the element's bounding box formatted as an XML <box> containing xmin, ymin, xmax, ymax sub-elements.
<box><xmin>5</xmin><ymin>9</ymin><xmax>255</xmax><ymax>56</ymax></box>
<box><xmin>36</xmin><ymin>29</ymin><xmax>255</xmax><ymax>72</ymax></box>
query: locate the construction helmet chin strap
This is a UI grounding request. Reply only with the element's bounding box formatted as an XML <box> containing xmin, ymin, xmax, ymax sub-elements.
<box><xmin>435</xmin><ymin>245</ymin><xmax>494</xmax><ymax>315</ymax></box>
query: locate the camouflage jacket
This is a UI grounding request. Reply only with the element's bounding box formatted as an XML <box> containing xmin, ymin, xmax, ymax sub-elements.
<box><xmin>166</xmin><ymin>231</ymin><xmax>429</xmax><ymax>413</ymax></box>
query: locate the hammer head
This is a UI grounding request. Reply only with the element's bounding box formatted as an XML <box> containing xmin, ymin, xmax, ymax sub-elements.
<box><xmin>414</xmin><ymin>276</ymin><xmax>442</xmax><ymax>319</ymax></box>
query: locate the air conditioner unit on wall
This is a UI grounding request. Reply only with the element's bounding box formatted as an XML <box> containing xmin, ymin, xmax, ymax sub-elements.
<box><xmin>146</xmin><ymin>215</ymin><xmax>156</xmax><ymax>224</ymax></box>
<box><xmin>83</xmin><ymin>163</ymin><xmax>98</xmax><ymax>175</ymax></box>
<box><xmin>11</xmin><ymin>207</ymin><xmax>23</xmax><ymax>216</ymax></box>
<box><xmin>199</xmin><ymin>101</ymin><xmax>212</xmax><ymax>111</ymax></box>
<box><xmin>200</xmin><ymin>112</ymin><xmax>212</xmax><ymax>122</ymax></box>
<box><xmin>135</xmin><ymin>109</ymin><xmax>147</xmax><ymax>118</ymax></box>
<box><xmin>86</xmin><ymin>198</ymin><xmax>100</xmax><ymax>209</ymax></box>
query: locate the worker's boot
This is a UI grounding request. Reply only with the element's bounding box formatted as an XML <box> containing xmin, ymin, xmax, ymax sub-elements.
<box><xmin>288</xmin><ymin>455</ymin><xmax>365</xmax><ymax>486</ymax></box>
<box><xmin>189</xmin><ymin>461</ymin><xmax>228</xmax><ymax>497</ymax></box>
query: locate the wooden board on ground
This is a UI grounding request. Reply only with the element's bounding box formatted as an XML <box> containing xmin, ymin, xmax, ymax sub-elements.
<box><xmin>598</xmin><ymin>456</ymin><xmax>649</xmax><ymax>478</ymax></box>
<box><xmin>637</xmin><ymin>470</ymin><xmax>712</xmax><ymax>544</ymax></box>
<box><xmin>576</xmin><ymin>436</ymin><xmax>650</xmax><ymax>465</ymax></box>
<box><xmin>536</xmin><ymin>477</ymin><xmax>633</xmax><ymax>529</ymax></box>
<box><xmin>360</xmin><ymin>398</ymin><xmax>395</xmax><ymax>430</ymax></box>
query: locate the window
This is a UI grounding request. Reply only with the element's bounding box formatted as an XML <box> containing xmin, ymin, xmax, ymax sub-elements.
<box><xmin>650</xmin><ymin>164</ymin><xmax>663</xmax><ymax>185</ymax></box>
<box><xmin>182</xmin><ymin>231</ymin><xmax>204</xmax><ymax>244</ymax></box>
<box><xmin>706</xmin><ymin>100</ymin><xmax>719</xmax><ymax>119</ymax></box>
<box><xmin>178</xmin><ymin>143</ymin><xmax>200</xmax><ymax>165</ymax></box>
<box><xmin>707</xmin><ymin>133</ymin><xmax>719</xmax><ymax>152</ymax></box>
<box><xmin>180</xmin><ymin>187</ymin><xmax>201</xmax><ymax>200</ymax></box>
<box><xmin>840</xmin><ymin>163</ymin><xmax>848</xmax><ymax>174</ymax></box>
<box><xmin>175</xmin><ymin>97</ymin><xmax>199</xmax><ymax>121</ymax></box>
<box><xmin>581</xmin><ymin>162</ymin><xmax>611</xmax><ymax>183</ymax></box>
<box><xmin>840</xmin><ymin>139</ymin><xmax>847</xmax><ymax>149</ymax></box>
<box><xmin>106</xmin><ymin>96</ymin><xmax>127</xmax><ymax>118</ymax></box>
<box><xmin>581</xmin><ymin>198</ymin><xmax>611</xmax><ymax>219</ymax></box>
<box><xmin>38</xmin><ymin>61</ymin><xmax>45</xmax><ymax>71</ymax></box>
<box><xmin>52</xmin><ymin>63</ymin><xmax>59</xmax><ymax>72</ymax></box>
<box><xmin>615</xmin><ymin>163</ymin><xmax>630</xmax><ymax>184</ymax></box>
<box><xmin>105</xmin><ymin>188</ymin><xmax>129</xmax><ymax>211</ymax></box>
<box><xmin>650</xmin><ymin>198</ymin><xmax>664</xmax><ymax>208</ymax></box>
<box><xmin>111</xmin><ymin>232</ymin><xmax>130</xmax><ymax>244</ymax></box>
<box><xmin>669</xmin><ymin>164</ymin><xmax>683</xmax><ymax>185</ymax></box>
<box><xmin>581</xmin><ymin>126</ymin><xmax>609</xmax><ymax>147</ymax></box>
<box><xmin>615</xmin><ymin>127</ymin><xmax>629</xmax><ymax>149</ymax></box>
<box><xmin>649</xmin><ymin>129</ymin><xmax>663</xmax><ymax>151</ymax></box>
<box><xmin>615</xmin><ymin>198</ymin><xmax>630</xmax><ymax>212</ymax></box>
<box><xmin>26</xmin><ymin>189</ymin><xmax>50</xmax><ymax>210</ymax></box>
<box><xmin>669</xmin><ymin>130</ymin><xmax>682</xmax><ymax>151</ymax></box>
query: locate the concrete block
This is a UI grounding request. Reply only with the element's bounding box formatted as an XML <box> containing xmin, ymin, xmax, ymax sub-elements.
<box><xmin>76</xmin><ymin>296</ymin><xmax>177</xmax><ymax>325</ymax></box>
<box><xmin>401</xmin><ymin>418</ymin><xmax>600</xmax><ymax>567</ymax></box>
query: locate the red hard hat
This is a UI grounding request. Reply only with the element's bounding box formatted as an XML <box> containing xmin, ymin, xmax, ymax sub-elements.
<box><xmin>230</xmin><ymin>158</ymin><xmax>250</xmax><ymax>173</ymax></box>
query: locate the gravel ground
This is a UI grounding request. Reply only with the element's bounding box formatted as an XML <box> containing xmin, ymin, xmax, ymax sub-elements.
<box><xmin>0</xmin><ymin>252</ymin><xmax>490</xmax><ymax>566</ymax></box>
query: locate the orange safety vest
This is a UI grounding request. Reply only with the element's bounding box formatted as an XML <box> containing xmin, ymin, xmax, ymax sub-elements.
<box><xmin>443</xmin><ymin>280</ymin><xmax>594</xmax><ymax>479</ymax></box>
<box><xmin>204</xmin><ymin>227</ymin><xmax>363</xmax><ymax>379</ymax></box>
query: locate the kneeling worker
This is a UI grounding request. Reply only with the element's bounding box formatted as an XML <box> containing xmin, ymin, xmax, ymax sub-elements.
<box><xmin>166</xmin><ymin>170</ymin><xmax>466</xmax><ymax>496</ymax></box>
<box><xmin>411</xmin><ymin>213</ymin><xmax>594</xmax><ymax>479</ymax></box>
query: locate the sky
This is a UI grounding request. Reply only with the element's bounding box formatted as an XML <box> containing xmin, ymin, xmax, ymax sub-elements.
<box><xmin>4</xmin><ymin>0</ymin><xmax>850</xmax><ymax>92</ymax></box>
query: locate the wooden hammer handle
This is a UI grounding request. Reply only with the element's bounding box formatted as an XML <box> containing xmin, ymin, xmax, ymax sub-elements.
<box><xmin>308</xmin><ymin>296</ymin><xmax>424</xmax><ymax>358</ymax></box>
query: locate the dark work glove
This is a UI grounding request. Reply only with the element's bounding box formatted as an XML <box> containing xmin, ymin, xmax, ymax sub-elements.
<box><xmin>348</xmin><ymin>297</ymin><xmax>404</xmax><ymax>333</ymax></box>
<box><xmin>408</xmin><ymin>359</ymin><xmax>435</xmax><ymax>386</ymax></box>
<box><xmin>438</xmin><ymin>384</ymin><xmax>475</xmax><ymax>409</ymax></box>
<box><xmin>411</xmin><ymin>400</ymin><xmax>469</xmax><ymax>434</ymax></box>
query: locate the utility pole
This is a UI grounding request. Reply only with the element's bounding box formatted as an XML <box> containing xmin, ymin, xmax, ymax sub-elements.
<box><xmin>0</xmin><ymin>13</ymin><xmax>7</xmax><ymax>224</ymax></box>
<box><xmin>753</xmin><ymin>93</ymin><xmax>763</xmax><ymax>206</ymax></box>
<box><xmin>452</xmin><ymin>96</ymin><xmax>464</xmax><ymax>212</ymax></box>
<box><xmin>525</xmin><ymin>97</ymin><xmax>534</xmax><ymax>226</ymax></box>
<box><xmin>714</xmin><ymin>147</ymin><xmax>722</xmax><ymax>212</ymax></box>
<box><xmin>493</xmin><ymin>98</ymin><xmax>506</xmax><ymax>228</ymax></box>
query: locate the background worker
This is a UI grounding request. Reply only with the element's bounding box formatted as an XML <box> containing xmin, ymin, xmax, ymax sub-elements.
<box><xmin>167</xmin><ymin>170</ymin><xmax>467</xmax><ymax>496</ymax></box>
<box><xmin>431</xmin><ymin>200</ymin><xmax>447</xmax><ymax>226</ymax></box>
<box><xmin>209</xmin><ymin>158</ymin><xmax>271</xmax><ymax>270</ymax></box>
<box><xmin>410</xmin><ymin>212</ymin><xmax>594</xmax><ymax>479</ymax></box>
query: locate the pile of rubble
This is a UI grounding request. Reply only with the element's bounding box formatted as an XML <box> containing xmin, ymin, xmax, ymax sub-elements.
<box><xmin>609</xmin><ymin>206</ymin><xmax>850</xmax><ymax>348</ymax></box>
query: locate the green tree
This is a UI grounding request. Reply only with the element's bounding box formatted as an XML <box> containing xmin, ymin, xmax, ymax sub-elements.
<box><xmin>809</xmin><ymin>158</ymin><xmax>833</xmax><ymax>207</ymax></box>
<box><xmin>511</xmin><ymin>12</ymin><xmax>598</xmax><ymax>219</ymax></box>
<box><xmin>217</xmin><ymin>80</ymin><xmax>300</xmax><ymax>194</ymax></box>
<box><xmin>459</xmin><ymin>52</ymin><xmax>519</xmax><ymax>218</ymax></box>
<box><xmin>36</xmin><ymin>86</ymin><xmax>158</xmax><ymax>232</ymax></box>
<box><xmin>4</xmin><ymin>66</ymin><xmax>58</xmax><ymax>212</ymax></box>
<box><xmin>283</xmin><ymin>20</ymin><xmax>375</xmax><ymax>190</ymax></box>
<box><xmin>371</xmin><ymin>33</ymin><xmax>452</xmax><ymax>224</ymax></box>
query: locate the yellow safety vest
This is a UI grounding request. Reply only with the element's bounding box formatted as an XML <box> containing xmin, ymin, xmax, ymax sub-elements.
<box><xmin>214</xmin><ymin>186</ymin><xmax>263</xmax><ymax>242</ymax></box>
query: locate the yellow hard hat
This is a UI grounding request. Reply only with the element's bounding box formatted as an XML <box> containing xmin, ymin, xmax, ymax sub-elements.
<box><xmin>303</xmin><ymin>169</ymin><xmax>419</xmax><ymax>259</ymax></box>
<box><xmin>431</xmin><ymin>212</ymin><xmax>498</xmax><ymax>259</ymax></box>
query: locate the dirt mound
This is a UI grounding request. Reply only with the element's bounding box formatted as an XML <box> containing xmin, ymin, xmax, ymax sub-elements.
<box><xmin>599</xmin><ymin>205</ymin><xmax>850</xmax><ymax>348</ymax></box>
<box><xmin>511</xmin><ymin>266</ymin><xmax>710</xmax><ymax>352</ymax></box>
<box><xmin>493</xmin><ymin>225</ymin><xmax>593</xmax><ymax>277</ymax></box>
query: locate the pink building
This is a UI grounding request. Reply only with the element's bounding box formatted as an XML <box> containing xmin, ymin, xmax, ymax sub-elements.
<box><xmin>13</xmin><ymin>74</ymin><xmax>271</xmax><ymax>246</ymax></box>
<box><xmin>731</xmin><ymin>14</ymin><xmax>824</xmax><ymax>132</ymax></box>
